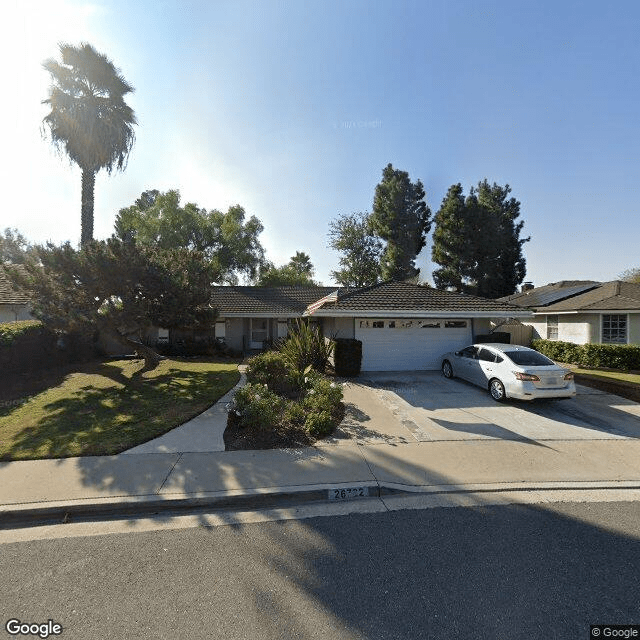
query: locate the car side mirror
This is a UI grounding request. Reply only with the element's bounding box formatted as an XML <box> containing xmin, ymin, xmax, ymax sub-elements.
<box><xmin>454</xmin><ymin>351</ymin><xmax>461</xmax><ymax>357</ymax></box>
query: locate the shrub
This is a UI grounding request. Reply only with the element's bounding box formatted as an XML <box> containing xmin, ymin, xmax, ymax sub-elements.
<box><xmin>282</xmin><ymin>401</ymin><xmax>306</xmax><ymax>427</ymax></box>
<box><xmin>232</xmin><ymin>383</ymin><xmax>285</xmax><ymax>430</ymax></box>
<box><xmin>333</xmin><ymin>338</ymin><xmax>362</xmax><ymax>376</ymax></box>
<box><xmin>0</xmin><ymin>320</ymin><xmax>96</xmax><ymax>373</ymax></box>
<box><xmin>0</xmin><ymin>320</ymin><xmax>42</xmax><ymax>346</ymax></box>
<box><xmin>304</xmin><ymin>410</ymin><xmax>334</xmax><ymax>437</ymax></box>
<box><xmin>302</xmin><ymin>376</ymin><xmax>343</xmax><ymax>437</ymax></box>
<box><xmin>278</xmin><ymin>319</ymin><xmax>334</xmax><ymax>374</ymax></box>
<box><xmin>246</xmin><ymin>350</ymin><xmax>292</xmax><ymax>386</ymax></box>
<box><xmin>532</xmin><ymin>339</ymin><xmax>640</xmax><ymax>371</ymax></box>
<box><xmin>230</xmin><ymin>370</ymin><xmax>344</xmax><ymax>439</ymax></box>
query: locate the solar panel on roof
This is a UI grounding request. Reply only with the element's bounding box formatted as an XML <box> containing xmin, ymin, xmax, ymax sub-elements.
<box><xmin>527</xmin><ymin>283</ymin><xmax>600</xmax><ymax>306</ymax></box>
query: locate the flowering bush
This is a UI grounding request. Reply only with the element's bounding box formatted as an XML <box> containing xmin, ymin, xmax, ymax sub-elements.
<box><xmin>231</xmin><ymin>373</ymin><xmax>343</xmax><ymax>439</ymax></box>
<box><xmin>232</xmin><ymin>383</ymin><xmax>285</xmax><ymax>430</ymax></box>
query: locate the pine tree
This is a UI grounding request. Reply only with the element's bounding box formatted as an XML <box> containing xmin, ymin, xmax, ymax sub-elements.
<box><xmin>369</xmin><ymin>164</ymin><xmax>431</xmax><ymax>281</ymax></box>
<box><xmin>431</xmin><ymin>180</ymin><xmax>529</xmax><ymax>297</ymax></box>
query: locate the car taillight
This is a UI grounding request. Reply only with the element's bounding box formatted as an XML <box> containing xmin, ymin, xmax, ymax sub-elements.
<box><xmin>564</xmin><ymin>372</ymin><xmax>574</xmax><ymax>380</ymax></box>
<box><xmin>514</xmin><ymin>372</ymin><xmax>540</xmax><ymax>381</ymax></box>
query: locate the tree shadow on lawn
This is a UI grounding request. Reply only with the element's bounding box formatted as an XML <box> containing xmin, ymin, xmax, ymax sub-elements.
<box><xmin>1</xmin><ymin>362</ymin><xmax>239</xmax><ymax>461</ymax></box>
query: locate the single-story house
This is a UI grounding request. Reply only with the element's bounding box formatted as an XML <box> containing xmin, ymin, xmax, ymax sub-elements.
<box><xmin>0</xmin><ymin>265</ymin><xmax>33</xmax><ymax>323</ymax></box>
<box><xmin>499</xmin><ymin>280</ymin><xmax>640</xmax><ymax>345</ymax></box>
<box><xmin>210</xmin><ymin>281</ymin><xmax>532</xmax><ymax>371</ymax></box>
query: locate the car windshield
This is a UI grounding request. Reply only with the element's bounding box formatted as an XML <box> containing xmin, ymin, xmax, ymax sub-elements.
<box><xmin>503</xmin><ymin>350</ymin><xmax>555</xmax><ymax>366</ymax></box>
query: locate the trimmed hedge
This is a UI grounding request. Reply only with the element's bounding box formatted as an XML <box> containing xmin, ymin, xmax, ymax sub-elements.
<box><xmin>0</xmin><ymin>320</ymin><xmax>42</xmax><ymax>346</ymax></box>
<box><xmin>0</xmin><ymin>320</ymin><xmax>96</xmax><ymax>373</ymax></box>
<box><xmin>333</xmin><ymin>338</ymin><xmax>362</xmax><ymax>377</ymax></box>
<box><xmin>531</xmin><ymin>339</ymin><xmax>640</xmax><ymax>371</ymax></box>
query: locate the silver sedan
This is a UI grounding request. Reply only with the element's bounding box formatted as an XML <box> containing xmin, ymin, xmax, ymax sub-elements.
<box><xmin>441</xmin><ymin>343</ymin><xmax>576</xmax><ymax>402</ymax></box>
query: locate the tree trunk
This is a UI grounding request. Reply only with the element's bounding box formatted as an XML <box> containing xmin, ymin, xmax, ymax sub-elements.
<box><xmin>81</xmin><ymin>168</ymin><xmax>96</xmax><ymax>247</ymax></box>
<box><xmin>103</xmin><ymin>326</ymin><xmax>162</xmax><ymax>370</ymax></box>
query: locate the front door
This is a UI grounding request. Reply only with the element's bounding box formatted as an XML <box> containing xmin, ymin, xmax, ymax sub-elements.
<box><xmin>250</xmin><ymin>318</ymin><xmax>269</xmax><ymax>349</ymax></box>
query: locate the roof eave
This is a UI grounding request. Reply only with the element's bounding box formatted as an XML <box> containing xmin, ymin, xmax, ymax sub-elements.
<box><xmin>310</xmin><ymin>309</ymin><xmax>534</xmax><ymax>318</ymax></box>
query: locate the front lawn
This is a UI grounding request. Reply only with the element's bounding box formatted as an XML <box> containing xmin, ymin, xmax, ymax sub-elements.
<box><xmin>570</xmin><ymin>368</ymin><xmax>640</xmax><ymax>385</ymax></box>
<box><xmin>565</xmin><ymin>366</ymin><xmax>640</xmax><ymax>403</ymax></box>
<box><xmin>0</xmin><ymin>358</ymin><xmax>240</xmax><ymax>461</ymax></box>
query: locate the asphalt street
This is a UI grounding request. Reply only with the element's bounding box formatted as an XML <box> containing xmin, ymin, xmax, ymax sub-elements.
<box><xmin>2</xmin><ymin>500</ymin><xmax>639</xmax><ymax>640</ymax></box>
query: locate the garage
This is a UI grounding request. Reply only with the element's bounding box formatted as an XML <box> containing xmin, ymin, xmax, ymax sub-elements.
<box><xmin>356</xmin><ymin>318</ymin><xmax>472</xmax><ymax>371</ymax></box>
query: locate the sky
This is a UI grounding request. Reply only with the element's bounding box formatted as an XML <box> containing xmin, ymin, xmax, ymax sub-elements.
<box><xmin>3</xmin><ymin>0</ymin><xmax>640</xmax><ymax>288</ymax></box>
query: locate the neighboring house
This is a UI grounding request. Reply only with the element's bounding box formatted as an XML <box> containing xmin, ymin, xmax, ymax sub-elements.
<box><xmin>499</xmin><ymin>280</ymin><xmax>640</xmax><ymax>345</ymax></box>
<box><xmin>212</xmin><ymin>282</ymin><xmax>532</xmax><ymax>371</ymax></box>
<box><xmin>0</xmin><ymin>265</ymin><xmax>33</xmax><ymax>323</ymax></box>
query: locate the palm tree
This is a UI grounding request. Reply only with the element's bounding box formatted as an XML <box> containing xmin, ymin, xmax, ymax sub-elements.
<box><xmin>42</xmin><ymin>43</ymin><xmax>137</xmax><ymax>246</ymax></box>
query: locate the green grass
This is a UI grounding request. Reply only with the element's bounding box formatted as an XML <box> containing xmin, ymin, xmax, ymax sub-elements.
<box><xmin>571</xmin><ymin>367</ymin><xmax>640</xmax><ymax>385</ymax></box>
<box><xmin>0</xmin><ymin>358</ymin><xmax>240</xmax><ymax>461</ymax></box>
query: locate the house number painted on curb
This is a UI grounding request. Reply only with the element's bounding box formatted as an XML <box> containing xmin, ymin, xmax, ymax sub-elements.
<box><xmin>329</xmin><ymin>487</ymin><xmax>369</xmax><ymax>500</ymax></box>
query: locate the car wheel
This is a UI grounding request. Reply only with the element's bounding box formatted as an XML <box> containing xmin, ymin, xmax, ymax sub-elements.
<box><xmin>442</xmin><ymin>360</ymin><xmax>453</xmax><ymax>379</ymax></box>
<box><xmin>489</xmin><ymin>378</ymin><xmax>506</xmax><ymax>402</ymax></box>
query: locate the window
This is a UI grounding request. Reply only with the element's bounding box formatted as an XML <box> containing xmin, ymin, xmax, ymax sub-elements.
<box><xmin>504</xmin><ymin>350</ymin><xmax>555</xmax><ymax>366</ymax></box>
<box><xmin>445</xmin><ymin>320</ymin><xmax>467</xmax><ymax>328</ymax></box>
<box><xmin>388</xmin><ymin>320</ymin><xmax>396</xmax><ymax>328</ymax></box>
<box><xmin>602</xmin><ymin>314</ymin><xmax>627</xmax><ymax>344</ymax></box>
<box><xmin>372</xmin><ymin>321</ymin><xmax>384</xmax><ymax>328</ymax></box>
<box><xmin>477</xmin><ymin>348</ymin><xmax>496</xmax><ymax>362</ymax></box>
<box><xmin>459</xmin><ymin>346</ymin><xmax>478</xmax><ymax>359</ymax></box>
<box><xmin>546</xmin><ymin>315</ymin><xmax>558</xmax><ymax>341</ymax></box>
<box><xmin>420</xmin><ymin>320</ymin><xmax>440</xmax><ymax>328</ymax></box>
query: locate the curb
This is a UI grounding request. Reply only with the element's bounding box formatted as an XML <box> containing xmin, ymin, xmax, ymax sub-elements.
<box><xmin>3</xmin><ymin>480</ymin><xmax>640</xmax><ymax>530</ymax></box>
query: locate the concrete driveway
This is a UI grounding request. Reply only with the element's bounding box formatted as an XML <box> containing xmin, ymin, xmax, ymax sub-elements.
<box><xmin>331</xmin><ymin>372</ymin><xmax>640</xmax><ymax>445</ymax></box>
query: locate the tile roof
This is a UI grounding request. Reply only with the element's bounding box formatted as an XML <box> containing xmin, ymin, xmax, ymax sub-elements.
<box><xmin>309</xmin><ymin>281</ymin><xmax>530</xmax><ymax>315</ymax></box>
<box><xmin>0</xmin><ymin>265</ymin><xmax>31</xmax><ymax>305</ymax></box>
<box><xmin>536</xmin><ymin>281</ymin><xmax>640</xmax><ymax>312</ymax></box>
<box><xmin>499</xmin><ymin>281</ymin><xmax>601</xmax><ymax>308</ymax></box>
<box><xmin>210</xmin><ymin>286</ymin><xmax>339</xmax><ymax>315</ymax></box>
<box><xmin>211</xmin><ymin>282</ymin><xmax>529</xmax><ymax>316</ymax></box>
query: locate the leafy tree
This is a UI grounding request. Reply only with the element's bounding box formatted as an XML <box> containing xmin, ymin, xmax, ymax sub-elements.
<box><xmin>369</xmin><ymin>163</ymin><xmax>432</xmax><ymax>281</ymax></box>
<box><xmin>432</xmin><ymin>180</ymin><xmax>529</xmax><ymax>297</ymax></box>
<box><xmin>618</xmin><ymin>267</ymin><xmax>640</xmax><ymax>283</ymax></box>
<box><xmin>255</xmin><ymin>252</ymin><xmax>318</xmax><ymax>287</ymax></box>
<box><xmin>0</xmin><ymin>228</ymin><xmax>34</xmax><ymax>264</ymax></box>
<box><xmin>7</xmin><ymin>239</ymin><xmax>216</xmax><ymax>368</ymax></box>
<box><xmin>115</xmin><ymin>189</ymin><xmax>265</xmax><ymax>284</ymax></box>
<box><xmin>42</xmin><ymin>43</ymin><xmax>137</xmax><ymax>246</ymax></box>
<box><xmin>328</xmin><ymin>212</ymin><xmax>382</xmax><ymax>287</ymax></box>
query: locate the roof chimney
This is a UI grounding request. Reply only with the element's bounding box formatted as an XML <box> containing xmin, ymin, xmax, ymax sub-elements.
<box><xmin>521</xmin><ymin>282</ymin><xmax>534</xmax><ymax>292</ymax></box>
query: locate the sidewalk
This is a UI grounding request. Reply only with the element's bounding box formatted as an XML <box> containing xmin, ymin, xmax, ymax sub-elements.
<box><xmin>2</xmin><ymin>374</ymin><xmax>640</xmax><ymax>529</ymax></box>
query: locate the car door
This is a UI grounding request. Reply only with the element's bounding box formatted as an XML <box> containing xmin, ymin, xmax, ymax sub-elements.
<box><xmin>476</xmin><ymin>347</ymin><xmax>498</xmax><ymax>386</ymax></box>
<box><xmin>455</xmin><ymin>346</ymin><xmax>480</xmax><ymax>383</ymax></box>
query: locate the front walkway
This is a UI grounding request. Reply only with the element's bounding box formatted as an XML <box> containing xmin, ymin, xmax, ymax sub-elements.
<box><xmin>122</xmin><ymin>366</ymin><xmax>247</xmax><ymax>454</ymax></box>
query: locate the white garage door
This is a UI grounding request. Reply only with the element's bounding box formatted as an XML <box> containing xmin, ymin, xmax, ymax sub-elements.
<box><xmin>356</xmin><ymin>318</ymin><xmax>472</xmax><ymax>371</ymax></box>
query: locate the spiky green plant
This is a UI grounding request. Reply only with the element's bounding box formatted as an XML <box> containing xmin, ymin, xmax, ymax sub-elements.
<box><xmin>277</xmin><ymin>319</ymin><xmax>334</xmax><ymax>375</ymax></box>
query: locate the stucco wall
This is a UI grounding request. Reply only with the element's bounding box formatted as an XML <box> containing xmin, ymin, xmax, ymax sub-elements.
<box><xmin>322</xmin><ymin>316</ymin><xmax>354</xmax><ymax>339</ymax></box>
<box><xmin>557</xmin><ymin>315</ymin><xmax>592</xmax><ymax>344</ymax></box>
<box><xmin>472</xmin><ymin>318</ymin><xmax>491</xmax><ymax>337</ymax></box>
<box><xmin>524</xmin><ymin>313</ymin><xmax>640</xmax><ymax>345</ymax></box>
<box><xmin>0</xmin><ymin>304</ymin><xmax>33</xmax><ymax>323</ymax></box>
<box><xmin>524</xmin><ymin>315</ymin><xmax>591</xmax><ymax>344</ymax></box>
<box><xmin>629</xmin><ymin>314</ymin><xmax>640</xmax><ymax>344</ymax></box>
